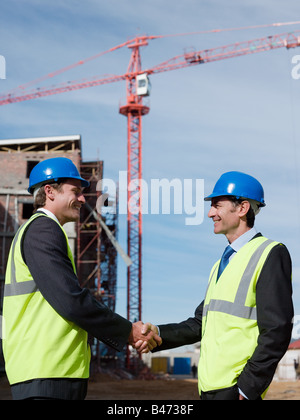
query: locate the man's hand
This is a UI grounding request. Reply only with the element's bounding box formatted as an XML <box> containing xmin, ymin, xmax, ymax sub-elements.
<box><xmin>128</xmin><ymin>321</ymin><xmax>162</xmax><ymax>354</ymax></box>
<box><xmin>132</xmin><ymin>322</ymin><xmax>162</xmax><ymax>354</ymax></box>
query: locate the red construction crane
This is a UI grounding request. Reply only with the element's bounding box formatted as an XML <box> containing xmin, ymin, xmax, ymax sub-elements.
<box><xmin>1</xmin><ymin>28</ymin><xmax>300</xmax><ymax>368</ymax></box>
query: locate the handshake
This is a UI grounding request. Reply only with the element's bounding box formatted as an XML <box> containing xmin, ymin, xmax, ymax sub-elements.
<box><xmin>128</xmin><ymin>321</ymin><xmax>162</xmax><ymax>354</ymax></box>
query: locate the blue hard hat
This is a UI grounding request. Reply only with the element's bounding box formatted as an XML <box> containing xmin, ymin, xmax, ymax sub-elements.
<box><xmin>204</xmin><ymin>171</ymin><xmax>266</xmax><ymax>207</ymax></box>
<box><xmin>28</xmin><ymin>157</ymin><xmax>90</xmax><ymax>194</ymax></box>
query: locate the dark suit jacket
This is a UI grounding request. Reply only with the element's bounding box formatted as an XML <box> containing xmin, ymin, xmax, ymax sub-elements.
<box><xmin>153</xmin><ymin>236</ymin><xmax>294</xmax><ymax>400</ymax></box>
<box><xmin>22</xmin><ymin>213</ymin><xmax>132</xmax><ymax>350</ymax></box>
<box><xmin>12</xmin><ymin>212</ymin><xmax>132</xmax><ymax>399</ymax></box>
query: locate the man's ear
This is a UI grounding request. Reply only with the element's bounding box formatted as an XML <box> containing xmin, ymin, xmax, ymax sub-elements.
<box><xmin>238</xmin><ymin>200</ymin><xmax>251</xmax><ymax>218</ymax></box>
<box><xmin>44</xmin><ymin>184</ymin><xmax>56</xmax><ymax>201</ymax></box>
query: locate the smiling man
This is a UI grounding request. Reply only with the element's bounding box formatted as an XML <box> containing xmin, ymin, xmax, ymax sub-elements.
<box><xmin>2</xmin><ymin>157</ymin><xmax>161</xmax><ymax>400</ymax></box>
<box><xmin>147</xmin><ymin>171</ymin><xmax>294</xmax><ymax>400</ymax></box>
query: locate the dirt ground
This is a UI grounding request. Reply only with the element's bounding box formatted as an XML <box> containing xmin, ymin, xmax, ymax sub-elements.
<box><xmin>87</xmin><ymin>376</ymin><xmax>300</xmax><ymax>400</ymax></box>
<box><xmin>1</xmin><ymin>374</ymin><xmax>300</xmax><ymax>400</ymax></box>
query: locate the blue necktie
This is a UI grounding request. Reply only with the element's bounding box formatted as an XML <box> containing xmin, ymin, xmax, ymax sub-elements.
<box><xmin>217</xmin><ymin>245</ymin><xmax>235</xmax><ymax>281</ymax></box>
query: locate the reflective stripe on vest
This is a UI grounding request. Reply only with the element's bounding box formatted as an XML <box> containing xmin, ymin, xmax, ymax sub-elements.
<box><xmin>4</xmin><ymin>220</ymin><xmax>38</xmax><ymax>297</ymax></box>
<box><xmin>203</xmin><ymin>239</ymin><xmax>274</xmax><ymax>321</ymax></box>
<box><xmin>198</xmin><ymin>236</ymin><xmax>279</xmax><ymax>395</ymax></box>
<box><xmin>3</xmin><ymin>212</ymin><xmax>90</xmax><ymax>385</ymax></box>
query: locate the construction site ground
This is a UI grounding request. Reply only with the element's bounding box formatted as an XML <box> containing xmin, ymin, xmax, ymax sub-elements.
<box><xmin>0</xmin><ymin>374</ymin><xmax>300</xmax><ymax>400</ymax></box>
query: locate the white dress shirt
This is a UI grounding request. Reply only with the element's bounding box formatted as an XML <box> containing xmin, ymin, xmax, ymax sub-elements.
<box><xmin>228</xmin><ymin>227</ymin><xmax>257</xmax><ymax>262</ymax></box>
<box><xmin>37</xmin><ymin>208</ymin><xmax>60</xmax><ymax>224</ymax></box>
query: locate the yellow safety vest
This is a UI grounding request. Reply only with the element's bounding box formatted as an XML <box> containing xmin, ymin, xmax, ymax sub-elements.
<box><xmin>2</xmin><ymin>213</ymin><xmax>90</xmax><ymax>385</ymax></box>
<box><xmin>198</xmin><ymin>236</ymin><xmax>279</xmax><ymax>397</ymax></box>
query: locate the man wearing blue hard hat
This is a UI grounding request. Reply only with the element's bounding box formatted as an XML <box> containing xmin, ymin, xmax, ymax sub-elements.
<box><xmin>2</xmin><ymin>157</ymin><xmax>161</xmax><ymax>400</ymax></box>
<box><xmin>144</xmin><ymin>171</ymin><xmax>293</xmax><ymax>400</ymax></box>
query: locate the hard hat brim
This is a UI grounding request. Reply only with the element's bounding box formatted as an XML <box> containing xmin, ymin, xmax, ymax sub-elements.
<box><xmin>204</xmin><ymin>192</ymin><xmax>266</xmax><ymax>207</ymax></box>
<box><xmin>28</xmin><ymin>176</ymin><xmax>90</xmax><ymax>194</ymax></box>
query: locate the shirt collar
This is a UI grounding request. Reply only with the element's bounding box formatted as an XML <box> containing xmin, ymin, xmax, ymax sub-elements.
<box><xmin>229</xmin><ymin>227</ymin><xmax>258</xmax><ymax>253</ymax></box>
<box><xmin>37</xmin><ymin>208</ymin><xmax>60</xmax><ymax>225</ymax></box>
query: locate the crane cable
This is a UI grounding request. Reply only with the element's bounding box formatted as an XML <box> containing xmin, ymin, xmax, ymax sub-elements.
<box><xmin>1</xmin><ymin>20</ymin><xmax>300</xmax><ymax>99</ymax></box>
<box><xmin>155</xmin><ymin>20</ymin><xmax>300</xmax><ymax>39</ymax></box>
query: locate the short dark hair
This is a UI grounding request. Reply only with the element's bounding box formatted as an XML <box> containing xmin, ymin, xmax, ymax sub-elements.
<box><xmin>228</xmin><ymin>196</ymin><xmax>255</xmax><ymax>228</ymax></box>
<box><xmin>33</xmin><ymin>182</ymin><xmax>64</xmax><ymax>212</ymax></box>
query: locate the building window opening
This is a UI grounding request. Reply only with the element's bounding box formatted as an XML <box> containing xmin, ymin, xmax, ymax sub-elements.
<box><xmin>22</xmin><ymin>203</ymin><xmax>34</xmax><ymax>220</ymax></box>
<box><xmin>26</xmin><ymin>161</ymin><xmax>39</xmax><ymax>178</ymax></box>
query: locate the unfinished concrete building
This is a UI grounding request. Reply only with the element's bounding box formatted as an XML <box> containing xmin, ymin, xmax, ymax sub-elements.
<box><xmin>0</xmin><ymin>135</ymin><xmax>119</xmax><ymax>369</ymax></box>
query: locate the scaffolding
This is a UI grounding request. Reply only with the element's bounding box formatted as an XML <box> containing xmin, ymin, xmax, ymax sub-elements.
<box><xmin>0</xmin><ymin>136</ymin><xmax>120</xmax><ymax>371</ymax></box>
<box><xmin>77</xmin><ymin>160</ymin><xmax>120</xmax><ymax>370</ymax></box>
<box><xmin>0</xmin><ymin>135</ymin><xmax>83</xmax><ymax>305</ymax></box>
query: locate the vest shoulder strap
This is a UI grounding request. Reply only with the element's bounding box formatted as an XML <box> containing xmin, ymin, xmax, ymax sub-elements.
<box><xmin>203</xmin><ymin>238</ymin><xmax>278</xmax><ymax>321</ymax></box>
<box><xmin>4</xmin><ymin>213</ymin><xmax>67</xmax><ymax>297</ymax></box>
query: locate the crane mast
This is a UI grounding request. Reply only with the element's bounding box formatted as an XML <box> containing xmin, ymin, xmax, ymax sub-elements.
<box><xmin>0</xmin><ymin>28</ymin><xmax>300</xmax><ymax>370</ymax></box>
<box><xmin>119</xmin><ymin>38</ymin><xmax>150</xmax><ymax>368</ymax></box>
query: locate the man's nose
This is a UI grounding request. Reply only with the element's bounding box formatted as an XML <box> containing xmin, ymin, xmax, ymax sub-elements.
<box><xmin>208</xmin><ymin>206</ymin><xmax>216</xmax><ymax>218</ymax></box>
<box><xmin>78</xmin><ymin>193</ymin><xmax>86</xmax><ymax>203</ymax></box>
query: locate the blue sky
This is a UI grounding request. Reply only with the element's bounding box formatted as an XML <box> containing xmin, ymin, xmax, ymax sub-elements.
<box><xmin>1</xmin><ymin>0</ymin><xmax>300</xmax><ymax>338</ymax></box>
